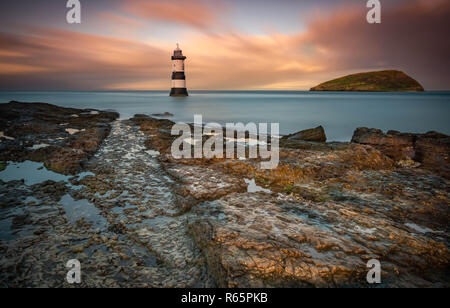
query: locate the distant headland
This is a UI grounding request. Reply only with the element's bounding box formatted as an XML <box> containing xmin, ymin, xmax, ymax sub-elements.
<box><xmin>310</xmin><ymin>70</ymin><xmax>424</xmax><ymax>92</ymax></box>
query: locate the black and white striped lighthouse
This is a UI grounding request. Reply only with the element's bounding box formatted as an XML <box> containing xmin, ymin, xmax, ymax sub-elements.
<box><xmin>170</xmin><ymin>44</ymin><xmax>188</xmax><ymax>97</ymax></box>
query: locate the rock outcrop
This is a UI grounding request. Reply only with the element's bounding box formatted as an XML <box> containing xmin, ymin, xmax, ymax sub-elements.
<box><xmin>152</xmin><ymin>112</ymin><xmax>174</xmax><ymax>117</ymax></box>
<box><xmin>415</xmin><ymin>132</ymin><xmax>450</xmax><ymax>174</ymax></box>
<box><xmin>352</xmin><ymin>127</ymin><xmax>450</xmax><ymax>177</ymax></box>
<box><xmin>351</xmin><ymin>128</ymin><xmax>415</xmax><ymax>161</ymax></box>
<box><xmin>282</xmin><ymin>126</ymin><xmax>327</xmax><ymax>143</ymax></box>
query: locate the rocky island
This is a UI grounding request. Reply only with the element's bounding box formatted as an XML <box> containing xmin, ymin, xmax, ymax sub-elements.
<box><xmin>310</xmin><ymin>70</ymin><xmax>425</xmax><ymax>92</ymax></box>
<box><xmin>0</xmin><ymin>102</ymin><xmax>448</xmax><ymax>288</ymax></box>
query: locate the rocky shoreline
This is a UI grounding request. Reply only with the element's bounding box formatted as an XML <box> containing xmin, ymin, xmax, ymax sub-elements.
<box><xmin>0</xmin><ymin>101</ymin><xmax>119</xmax><ymax>174</ymax></box>
<box><xmin>0</xmin><ymin>102</ymin><xmax>448</xmax><ymax>287</ymax></box>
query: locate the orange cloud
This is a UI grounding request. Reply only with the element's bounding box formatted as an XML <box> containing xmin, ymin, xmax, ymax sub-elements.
<box><xmin>0</xmin><ymin>63</ymin><xmax>49</xmax><ymax>74</ymax></box>
<box><xmin>123</xmin><ymin>0</ymin><xmax>224</xmax><ymax>30</ymax></box>
<box><xmin>0</xmin><ymin>0</ymin><xmax>448</xmax><ymax>91</ymax></box>
<box><xmin>179</xmin><ymin>32</ymin><xmax>327</xmax><ymax>90</ymax></box>
<box><xmin>98</xmin><ymin>12</ymin><xmax>146</xmax><ymax>38</ymax></box>
<box><xmin>0</xmin><ymin>28</ymin><xmax>169</xmax><ymax>90</ymax></box>
<box><xmin>0</xmin><ymin>25</ymin><xmax>327</xmax><ymax>91</ymax></box>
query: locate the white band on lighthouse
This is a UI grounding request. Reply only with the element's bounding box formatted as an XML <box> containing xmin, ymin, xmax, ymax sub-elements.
<box><xmin>172</xmin><ymin>60</ymin><xmax>185</xmax><ymax>72</ymax></box>
<box><xmin>171</xmin><ymin>80</ymin><xmax>186</xmax><ymax>88</ymax></box>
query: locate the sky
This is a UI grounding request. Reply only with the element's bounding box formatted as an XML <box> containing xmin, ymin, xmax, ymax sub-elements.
<box><xmin>0</xmin><ymin>0</ymin><xmax>449</xmax><ymax>91</ymax></box>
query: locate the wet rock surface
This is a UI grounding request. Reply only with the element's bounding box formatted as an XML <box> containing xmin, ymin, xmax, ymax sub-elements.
<box><xmin>189</xmin><ymin>190</ymin><xmax>448</xmax><ymax>287</ymax></box>
<box><xmin>0</xmin><ymin>105</ymin><xmax>449</xmax><ymax>288</ymax></box>
<box><xmin>132</xmin><ymin>115</ymin><xmax>448</xmax><ymax>287</ymax></box>
<box><xmin>0</xmin><ymin>119</ymin><xmax>213</xmax><ymax>287</ymax></box>
<box><xmin>0</xmin><ymin>101</ymin><xmax>119</xmax><ymax>174</ymax></box>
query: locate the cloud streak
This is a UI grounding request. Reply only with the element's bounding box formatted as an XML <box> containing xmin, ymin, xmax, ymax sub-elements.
<box><xmin>302</xmin><ymin>0</ymin><xmax>450</xmax><ymax>89</ymax></box>
<box><xmin>0</xmin><ymin>0</ymin><xmax>449</xmax><ymax>90</ymax></box>
<box><xmin>0</xmin><ymin>28</ymin><xmax>168</xmax><ymax>90</ymax></box>
<box><xmin>123</xmin><ymin>0</ymin><xmax>225</xmax><ymax>30</ymax></box>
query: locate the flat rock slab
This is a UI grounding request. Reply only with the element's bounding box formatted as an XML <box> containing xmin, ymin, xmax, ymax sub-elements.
<box><xmin>166</xmin><ymin>165</ymin><xmax>247</xmax><ymax>201</ymax></box>
<box><xmin>189</xmin><ymin>191</ymin><xmax>449</xmax><ymax>288</ymax></box>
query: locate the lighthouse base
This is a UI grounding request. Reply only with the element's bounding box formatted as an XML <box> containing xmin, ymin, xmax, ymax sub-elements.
<box><xmin>170</xmin><ymin>88</ymin><xmax>189</xmax><ymax>97</ymax></box>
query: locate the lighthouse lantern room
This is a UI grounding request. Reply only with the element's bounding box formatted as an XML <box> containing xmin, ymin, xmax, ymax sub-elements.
<box><xmin>170</xmin><ymin>44</ymin><xmax>188</xmax><ymax>97</ymax></box>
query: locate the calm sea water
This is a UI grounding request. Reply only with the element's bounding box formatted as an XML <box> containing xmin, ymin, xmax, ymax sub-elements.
<box><xmin>1</xmin><ymin>91</ymin><xmax>449</xmax><ymax>141</ymax></box>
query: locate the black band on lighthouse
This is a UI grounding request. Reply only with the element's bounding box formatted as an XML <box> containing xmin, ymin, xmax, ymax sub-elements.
<box><xmin>170</xmin><ymin>88</ymin><xmax>188</xmax><ymax>96</ymax></box>
<box><xmin>172</xmin><ymin>72</ymin><xmax>186</xmax><ymax>80</ymax></box>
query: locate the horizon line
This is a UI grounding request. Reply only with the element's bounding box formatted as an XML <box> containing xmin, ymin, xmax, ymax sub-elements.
<box><xmin>2</xmin><ymin>89</ymin><xmax>450</xmax><ymax>93</ymax></box>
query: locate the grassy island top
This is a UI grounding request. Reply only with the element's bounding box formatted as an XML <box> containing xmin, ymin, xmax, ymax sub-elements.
<box><xmin>310</xmin><ymin>70</ymin><xmax>424</xmax><ymax>92</ymax></box>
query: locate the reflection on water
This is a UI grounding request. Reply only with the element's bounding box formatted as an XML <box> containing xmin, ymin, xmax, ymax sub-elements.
<box><xmin>0</xmin><ymin>91</ymin><xmax>449</xmax><ymax>141</ymax></box>
<box><xmin>0</xmin><ymin>161</ymin><xmax>70</xmax><ymax>185</ymax></box>
<box><xmin>0</xmin><ymin>207</ymin><xmax>25</xmax><ymax>241</ymax></box>
<box><xmin>0</xmin><ymin>215</ymin><xmax>14</xmax><ymax>241</ymax></box>
<box><xmin>59</xmin><ymin>194</ymin><xmax>108</xmax><ymax>230</ymax></box>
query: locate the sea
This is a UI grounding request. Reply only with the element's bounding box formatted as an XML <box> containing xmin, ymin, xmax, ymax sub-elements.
<box><xmin>1</xmin><ymin>91</ymin><xmax>449</xmax><ymax>141</ymax></box>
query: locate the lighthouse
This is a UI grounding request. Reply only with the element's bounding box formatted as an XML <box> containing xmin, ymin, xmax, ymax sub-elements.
<box><xmin>170</xmin><ymin>44</ymin><xmax>188</xmax><ymax>97</ymax></box>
